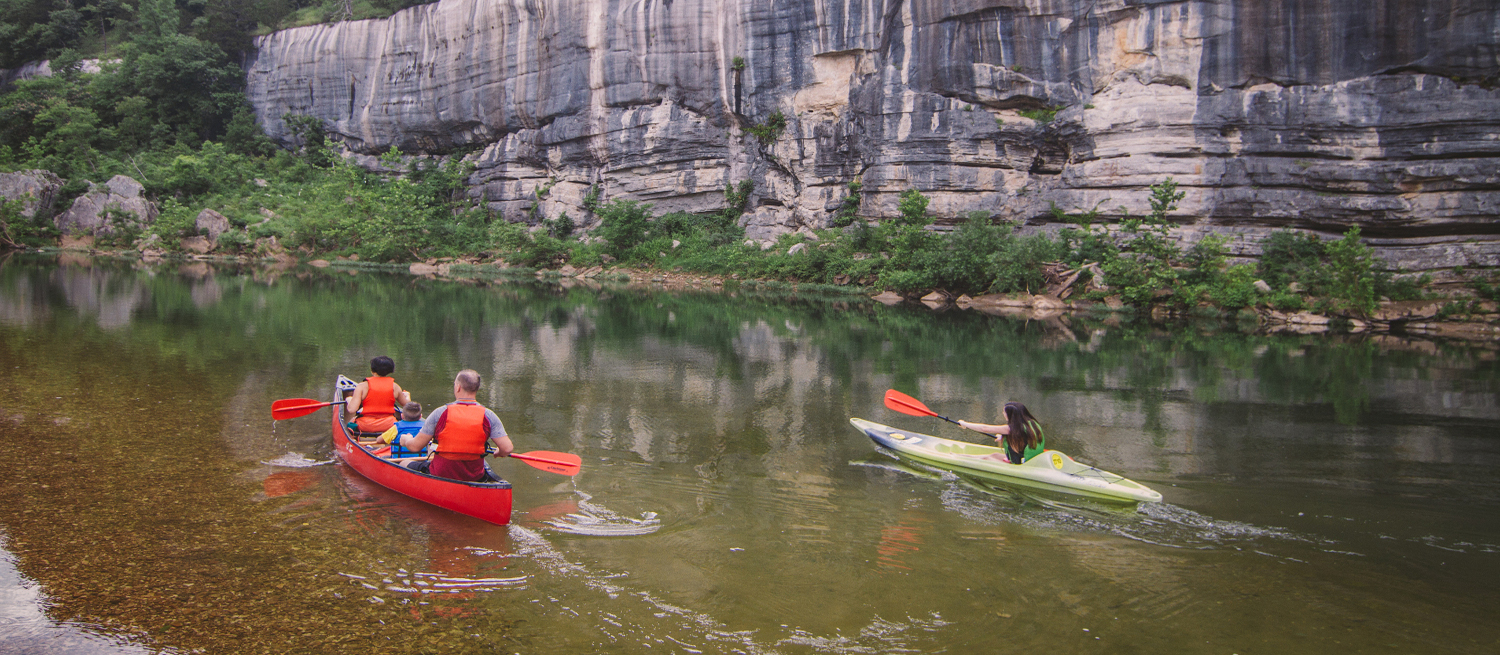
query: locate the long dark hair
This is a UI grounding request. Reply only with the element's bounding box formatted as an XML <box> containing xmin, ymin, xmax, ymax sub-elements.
<box><xmin>1004</xmin><ymin>402</ymin><xmax>1043</xmax><ymax>453</ymax></box>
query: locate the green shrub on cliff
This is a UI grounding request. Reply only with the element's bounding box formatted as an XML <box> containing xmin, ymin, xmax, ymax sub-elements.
<box><xmin>746</xmin><ymin>111</ymin><xmax>788</xmax><ymax>144</ymax></box>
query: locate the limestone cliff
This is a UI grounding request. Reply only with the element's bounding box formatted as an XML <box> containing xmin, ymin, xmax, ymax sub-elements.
<box><xmin>244</xmin><ymin>0</ymin><xmax>1500</xmax><ymax>272</ymax></box>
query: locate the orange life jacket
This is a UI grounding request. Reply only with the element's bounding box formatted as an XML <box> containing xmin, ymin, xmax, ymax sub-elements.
<box><xmin>359</xmin><ymin>376</ymin><xmax>397</xmax><ymax>417</ymax></box>
<box><xmin>435</xmin><ymin>402</ymin><xmax>490</xmax><ymax>461</ymax></box>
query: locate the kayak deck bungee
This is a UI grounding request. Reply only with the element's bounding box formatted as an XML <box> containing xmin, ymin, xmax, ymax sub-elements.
<box><xmin>332</xmin><ymin>375</ymin><xmax>513</xmax><ymax>524</ymax></box>
<box><xmin>850</xmin><ymin>418</ymin><xmax>1162</xmax><ymax>503</ymax></box>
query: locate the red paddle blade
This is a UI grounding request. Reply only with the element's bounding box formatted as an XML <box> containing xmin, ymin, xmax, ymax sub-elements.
<box><xmin>510</xmin><ymin>451</ymin><xmax>582</xmax><ymax>476</ymax></box>
<box><xmin>271</xmin><ymin>398</ymin><xmax>337</xmax><ymax>421</ymax></box>
<box><xmin>884</xmin><ymin>389</ymin><xmax>937</xmax><ymax>418</ymax></box>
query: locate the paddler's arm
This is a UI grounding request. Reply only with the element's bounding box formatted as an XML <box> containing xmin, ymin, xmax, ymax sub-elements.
<box><xmin>391</xmin><ymin>382</ymin><xmax>411</xmax><ymax>407</ymax></box>
<box><xmin>957</xmin><ymin>420</ymin><xmax>1009</xmax><ymax>437</ymax></box>
<box><xmin>344</xmin><ymin>381</ymin><xmax>368</xmax><ymax>414</ymax></box>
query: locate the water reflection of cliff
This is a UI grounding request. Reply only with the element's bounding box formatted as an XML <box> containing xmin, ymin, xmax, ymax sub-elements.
<box><xmin>4</xmin><ymin>256</ymin><xmax>1496</xmax><ymax>494</ymax></box>
<box><xmin>0</xmin><ymin>257</ymin><xmax>147</xmax><ymax>329</ymax></box>
<box><xmin>476</xmin><ymin>302</ymin><xmax>1498</xmax><ymax>498</ymax></box>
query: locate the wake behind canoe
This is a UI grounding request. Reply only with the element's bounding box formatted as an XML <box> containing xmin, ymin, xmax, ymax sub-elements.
<box><xmin>851</xmin><ymin>418</ymin><xmax>1162</xmax><ymax>503</ymax></box>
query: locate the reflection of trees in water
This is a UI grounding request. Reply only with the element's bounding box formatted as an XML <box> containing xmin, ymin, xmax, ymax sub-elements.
<box><xmin>2</xmin><ymin>254</ymin><xmax>1495</xmax><ymax>480</ymax></box>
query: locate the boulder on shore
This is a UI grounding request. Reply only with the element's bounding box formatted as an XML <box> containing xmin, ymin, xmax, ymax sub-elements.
<box><xmin>0</xmin><ymin>170</ymin><xmax>63</xmax><ymax>219</ymax></box>
<box><xmin>195</xmin><ymin>209</ymin><xmax>232</xmax><ymax>243</ymax></box>
<box><xmin>54</xmin><ymin>175</ymin><xmax>157</xmax><ymax>237</ymax></box>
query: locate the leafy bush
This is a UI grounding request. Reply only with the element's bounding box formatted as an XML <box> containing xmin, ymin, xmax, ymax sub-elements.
<box><xmin>149</xmin><ymin>198</ymin><xmax>197</xmax><ymax>241</ymax></box>
<box><xmin>1052</xmin><ymin>201</ymin><xmax>1117</xmax><ymax>266</ymax></box>
<box><xmin>1181</xmin><ymin>233</ymin><xmax>1229</xmax><ymax>286</ymax></box>
<box><xmin>1376</xmin><ymin>272</ymin><xmax>1429</xmax><ymax>302</ymax></box>
<box><xmin>544</xmin><ymin>212</ymin><xmax>576</xmax><ymax>239</ymax></box>
<box><xmin>876</xmin><ymin>190</ymin><xmax>940</xmax><ymax>291</ymax></box>
<box><xmin>931</xmin><ymin>213</ymin><xmax>1009</xmax><ymax>294</ymax></box>
<box><xmin>595</xmin><ymin>199</ymin><xmax>653</xmax><ymax>257</ymax></box>
<box><xmin>1206</xmin><ymin>264</ymin><xmax>1260</xmax><ymax>310</ymax></box>
<box><xmin>0</xmin><ymin>197</ymin><xmax>54</xmax><ymax>247</ymax></box>
<box><xmin>1323</xmin><ymin>227</ymin><xmax>1378</xmax><ymax>315</ymax></box>
<box><xmin>648</xmin><ymin>181</ymin><xmax>751</xmax><ymax>250</ymax></box>
<box><xmin>895</xmin><ymin>189</ymin><xmax>930</xmax><ymax>227</ymax></box>
<box><xmin>990</xmin><ymin>234</ymin><xmax>1064</xmax><ymax>294</ymax></box>
<box><xmin>1098</xmin><ymin>179</ymin><xmax>1185</xmax><ymax>305</ymax></box>
<box><xmin>1257</xmin><ymin>227</ymin><xmax>1384</xmax><ymax>315</ymax></box>
<box><xmin>511</xmin><ymin>233</ymin><xmax>569</xmax><ymax>268</ymax></box>
<box><xmin>283</xmin><ymin>114</ymin><xmax>335</xmax><ymax>168</ymax></box>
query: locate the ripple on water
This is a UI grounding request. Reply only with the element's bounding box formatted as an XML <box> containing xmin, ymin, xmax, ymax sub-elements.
<box><xmin>543</xmin><ymin>491</ymin><xmax>662</xmax><ymax>536</ymax></box>
<box><xmin>337</xmin><ymin>570</ymin><xmax>529</xmax><ymax>597</ymax></box>
<box><xmin>260</xmin><ymin>452</ymin><xmax>334</xmax><ymax>468</ymax></box>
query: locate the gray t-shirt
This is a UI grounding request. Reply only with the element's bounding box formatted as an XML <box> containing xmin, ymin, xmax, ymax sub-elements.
<box><xmin>419</xmin><ymin>402</ymin><xmax>507</xmax><ymax>441</ymax></box>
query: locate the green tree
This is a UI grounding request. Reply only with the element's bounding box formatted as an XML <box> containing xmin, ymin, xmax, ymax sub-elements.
<box><xmin>1101</xmin><ymin>178</ymin><xmax>1186</xmax><ymax>306</ymax></box>
<box><xmin>1324</xmin><ymin>227</ymin><xmax>1378</xmax><ymax>315</ymax></box>
<box><xmin>282</xmin><ymin>113</ymin><xmax>334</xmax><ymax>167</ymax></box>
<box><xmin>95</xmin><ymin>0</ymin><xmax>244</xmax><ymax>144</ymax></box>
<box><xmin>32</xmin><ymin>96</ymin><xmax>101</xmax><ymax>175</ymax></box>
<box><xmin>877</xmin><ymin>189</ymin><xmax>940</xmax><ymax>292</ymax></box>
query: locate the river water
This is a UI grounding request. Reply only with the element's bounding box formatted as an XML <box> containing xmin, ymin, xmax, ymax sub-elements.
<box><xmin>1</xmin><ymin>253</ymin><xmax>1497</xmax><ymax>654</ymax></box>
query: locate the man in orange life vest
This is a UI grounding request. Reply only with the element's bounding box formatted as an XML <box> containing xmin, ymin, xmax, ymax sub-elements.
<box><xmin>344</xmin><ymin>356</ymin><xmax>412</xmax><ymax>434</ymax></box>
<box><xmin>399</xmin><ymin>369</ymin><xmax>513</xmax><ymax>482</ymax></box>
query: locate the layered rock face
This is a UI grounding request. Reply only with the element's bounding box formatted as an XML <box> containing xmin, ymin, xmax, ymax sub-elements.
<box><xmin>245</xmin><ymin>0</ymin><xmax>1500</xmax><ymax>271</ymax></box>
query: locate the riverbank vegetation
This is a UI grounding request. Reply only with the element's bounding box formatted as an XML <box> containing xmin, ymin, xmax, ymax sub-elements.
<box><xmin>0</xmin><ymin>0</ymin><xmax>1477</xmax><ymax>323</ymax></box>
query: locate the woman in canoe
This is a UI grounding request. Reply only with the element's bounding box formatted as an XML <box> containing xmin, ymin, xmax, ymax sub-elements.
<box><xmin>958</xmin><ymin>401</ymin><xmax>1045</xmax><ymax>464</ymax></box>
<box><xmin>344</xmin><ymin>355</ymin><xmax>412</xmax><ymax>434</ymax></box>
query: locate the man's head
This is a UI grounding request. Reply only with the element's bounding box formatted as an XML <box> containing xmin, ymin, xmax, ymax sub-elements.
<box><xmin>370</xmin><ymin>356</ymin><xmax>395</xmax><ymax>376</ymax></box>
<box><xmin>402</xmin><ymin>402</ymin><xmax>421</xmax><ymax>421</ymax></box>
<box><xmin>455</xmin><ymin>369</ymin><xmax>482</xmax><ymax>394</ymax></box>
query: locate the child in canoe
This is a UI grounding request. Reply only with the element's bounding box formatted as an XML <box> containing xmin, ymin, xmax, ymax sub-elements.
<box><xmin>958</xmin><ymin>401</ymin><xmax>1046</xmax><ymax>464</ymax></box>
<box><xmin>345</xmin><ymin>355</ymin><xmax>412</xmax><ymax>435</ymax></box>
<box><xmin>377</xmin><ymin>402</ymin><xmax>430</xmax><ymax>459</ymax></box>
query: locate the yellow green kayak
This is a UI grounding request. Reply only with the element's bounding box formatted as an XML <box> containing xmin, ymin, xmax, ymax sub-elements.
<box><xmin>851</xmin><ymin>418</ymin><xmax>1162</xmax><ymax>503</ymax></box>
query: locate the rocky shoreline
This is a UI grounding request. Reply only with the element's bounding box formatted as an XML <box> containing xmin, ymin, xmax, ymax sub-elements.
<box><xmin>15</xmin><ymin>244</ymin><xmax>1498</xmax><ymax>345</ymax></box>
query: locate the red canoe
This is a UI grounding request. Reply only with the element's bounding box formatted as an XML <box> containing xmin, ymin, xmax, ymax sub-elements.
<box><xmin>330</xmin><ymin>376</ymin><xmax>512</xmax><ymax>525</ymax></box>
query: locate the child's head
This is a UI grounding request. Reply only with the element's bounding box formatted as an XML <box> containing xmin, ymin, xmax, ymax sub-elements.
<box><xmin>402</xmin><ymin>401</ymin><xmax>421</xmax><ymax>421</ymax></box>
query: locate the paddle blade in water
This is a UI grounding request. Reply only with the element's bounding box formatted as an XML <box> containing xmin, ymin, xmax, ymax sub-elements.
<box><xmin>271</xmin><ymin>398</ymin><xmax>339</xmax><ymax>421</ymax></box>
<box><xmin>510</xmin><ymin>451</ymin><xmax>582</xmax><ymax>476</ymax></box>
<box><xmin>884</xmin><ymin>389</ymin><xmax>937</xmax><ymax>417</ymax></box>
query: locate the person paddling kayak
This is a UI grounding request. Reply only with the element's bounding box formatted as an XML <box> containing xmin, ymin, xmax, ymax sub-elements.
<box><xmin>957</xmin><ymin>401</ymin><xmax>1046</xmax><ymax>464</ymax></box>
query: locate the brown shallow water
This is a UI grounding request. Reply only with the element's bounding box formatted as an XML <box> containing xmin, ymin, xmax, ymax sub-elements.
<box><xmin>1</xmin><ymin>253</ymin><xmax>1498</xmax><ymax>654</ymax></box>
